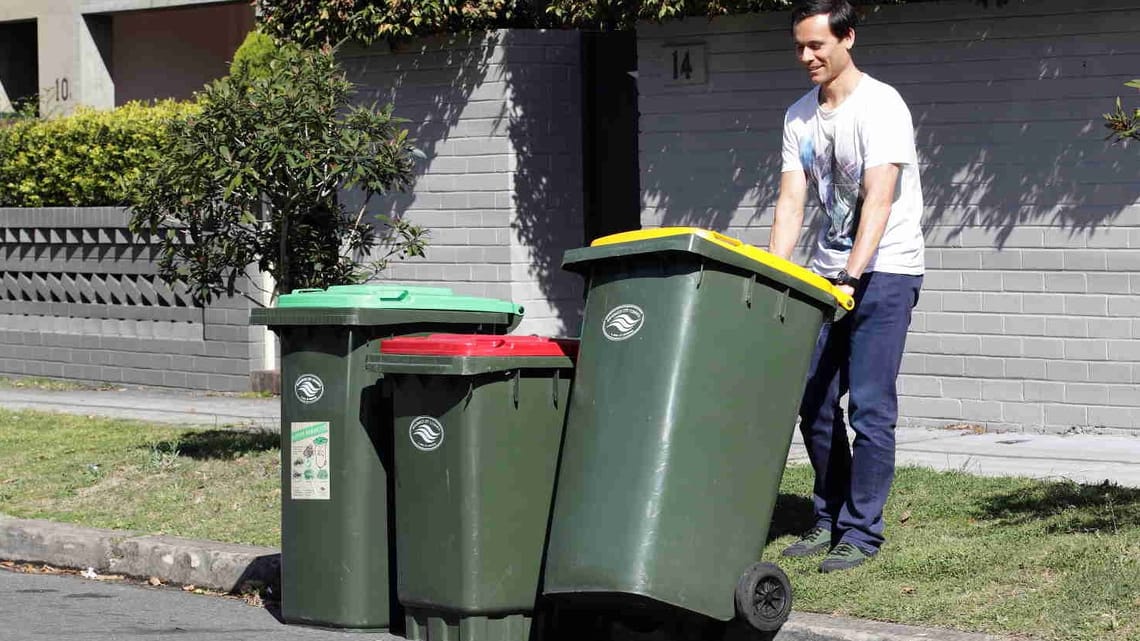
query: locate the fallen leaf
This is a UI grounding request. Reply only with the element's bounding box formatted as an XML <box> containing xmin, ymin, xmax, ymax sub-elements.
<box><xmin>148</xmin><ymin>577</ymin><xmax>163</xmax><ymax>586</ymax></box>
<box><xmin>901</xmin><ymin>586</ymin><xmax>916</xmax><ymax>595</ymax></box>
<box><xmin>182</xmin><ymin>584</ymin><xmax>196</xmax><ymax>592</ymax></box>
<box><xmin>899</xmin><ymin>510</ymin><xmax>912</xmax><ymax>524</ymax></box>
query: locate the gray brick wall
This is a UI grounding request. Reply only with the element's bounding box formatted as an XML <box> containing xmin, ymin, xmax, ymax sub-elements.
<box><xmin>637</xmin><ymin>0</ymin><xmax>1140</xmax><ymax>435</ymax></box>
<box><xmin>0</xmin><ymin>207</ymin><xmax>258</xmax><ymax>391</ymax></box>
<box><xmin>341</xmin><ymin>30</ymin><xmax>584</xmax><ymax>336</ymax></box>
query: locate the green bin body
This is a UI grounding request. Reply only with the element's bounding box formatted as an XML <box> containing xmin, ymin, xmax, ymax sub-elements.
<box><xmin>250</xmin><ymin>285</ymin><xmax>523</xmax><ymax>630</ymax></box>
<box><xmin>543</xmin><ymin>229</ymin><xmax>846</xmax><ymax>622</ymax></box>
<box><xmin>368</xmin><ymin>334</ymin><xmax>577</xmax><ymax>641</ymax></box>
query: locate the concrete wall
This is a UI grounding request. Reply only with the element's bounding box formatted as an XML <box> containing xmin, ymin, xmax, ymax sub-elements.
<box><xmin>0</xmin><ymin>208</ymin><xmax>259</xmax><ymax>391</ymax></box>
<box><xmin>0</xmin><ymin>0</ymin><xmax>248</xmax><ymax>114</ymax></box>
<box><xmin>341</xmin><ymin>30</ymin><xmax>586</xmax><ymax>336</ymax></box>
<box><xmin>636</xmin><ymin>0</ymin><xmax>1140</xmax><ymax>434</ymax></box>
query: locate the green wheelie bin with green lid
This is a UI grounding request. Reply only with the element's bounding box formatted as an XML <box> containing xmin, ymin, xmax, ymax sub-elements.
<box><xmin>542</xmin><ymin>228</ymin><xmax>853</xmax><ymax>634</ymax></box>
<box><xmin>250</xmin><ymin>285</ymin><xmax>523</xmax><ymax>630</ymax></box>
<box><xmin>365</xmin><ymin>334</ymin><xmax>577</xmax><ymax>641</ymax></box>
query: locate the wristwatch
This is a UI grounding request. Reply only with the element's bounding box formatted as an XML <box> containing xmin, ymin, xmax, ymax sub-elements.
<box><xmin>834</xmin><ymin>269</ymin><xmax>861</xmax><ymax>287</ymax></box>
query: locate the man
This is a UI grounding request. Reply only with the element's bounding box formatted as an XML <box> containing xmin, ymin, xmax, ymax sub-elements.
<box><xmin>769</xmin><ymin>0</ymin><xmax>924</xmax><ymax>573</ymax></box>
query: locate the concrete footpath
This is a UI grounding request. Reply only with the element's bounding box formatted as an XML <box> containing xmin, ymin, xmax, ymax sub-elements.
<box><xmin>4</xmin><ymin>385</ymin><xmax>1139</xmax><ymax>641</ymax></box>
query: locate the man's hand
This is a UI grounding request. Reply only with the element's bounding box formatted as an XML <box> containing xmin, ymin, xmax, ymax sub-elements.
<box><xmin>836</xmin><ymin>284</ymin><xmax>855</xmax><ymax>298</ymax></box>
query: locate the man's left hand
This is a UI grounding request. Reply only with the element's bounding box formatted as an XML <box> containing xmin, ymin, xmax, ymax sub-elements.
<box><xmin>837</xmin><ymin>284</ymin><xmax>855</xmax><ymax>298</ymax></box>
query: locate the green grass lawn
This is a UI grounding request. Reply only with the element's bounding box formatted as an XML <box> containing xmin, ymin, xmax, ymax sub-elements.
<box><xmin>0</xmin><ymin>407</ymin><xmax>1136</xmax><ymax>640</ymax></box>
<box><xmin>768</xmin><ymin>466</ymin><xmax>1140</xmax><ymax>641</ymax></box>
<box><xmin>0</xmin><ymin>408</ymin><xmax>279</xmax><ymax>546</ymax></box>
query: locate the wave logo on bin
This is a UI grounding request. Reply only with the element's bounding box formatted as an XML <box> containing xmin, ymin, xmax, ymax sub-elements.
<box><xmin>294</xmin><ymin>374</ymin><xmax>324</xmax><ymax>405</ymax></box>
<box><xmin>409</xmin><ymin>416</ymin><xmax>445</xmax><ymax>452</ymax></box>
<box><xmin>602</xmin><ymin>304</ymin><xmax>645</xmax><ymax>341</ymax></box>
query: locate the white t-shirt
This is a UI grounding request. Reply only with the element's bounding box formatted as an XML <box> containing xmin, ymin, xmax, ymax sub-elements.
<box><xmin>781</xmin><ymin>74</ymin><xmax>925</xmax><ymax>276</ymax></box>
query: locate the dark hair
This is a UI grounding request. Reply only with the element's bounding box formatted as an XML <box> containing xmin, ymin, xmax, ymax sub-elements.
<box><xmin>791</xmin><ymin>0</ymin><xmax>858</xmax><ymax>39</ymax></box>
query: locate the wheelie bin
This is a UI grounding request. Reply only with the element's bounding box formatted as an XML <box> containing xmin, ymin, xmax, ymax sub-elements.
<box><xmin>365</xmin><ymin>334</ymin><xmax>578</xmax><ymax>641</ymax></box>
<box><xmin>250</xmin><ymin>285</ymin><xmax>524</xmax><ymax>630</ymax></box>
<box><xmin>542</xmin><ymin>228</ymin><xmax>853</xmax><ymax>634</ymax></box>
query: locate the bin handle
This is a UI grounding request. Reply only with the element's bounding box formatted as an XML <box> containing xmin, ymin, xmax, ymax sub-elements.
<box><xmin>774</xmin><ymin>287</ymin><xmax>789</xmax><ymax>322</ymax></box>
<box><xmin>377</xmin><ymin>289</ymin><xmax>410</xmax><ymax>301</ymax></box>
<box><xmin>702</xmin><ymin>230</ymin><xmax>743</xmax><ymax>248</ymax></box>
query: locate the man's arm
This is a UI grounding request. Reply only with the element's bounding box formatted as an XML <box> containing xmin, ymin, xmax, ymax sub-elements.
<box><xmin>769</xmin><ymin>170</ymin><xmax>808</xmax><ymax>260</ymax></box>
<box><xmin>845</xmin><ymin>163</ymin><xmax>900</xmax><ymax>278</ymax></box>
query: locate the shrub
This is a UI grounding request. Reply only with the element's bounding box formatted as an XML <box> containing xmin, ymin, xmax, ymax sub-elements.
<box><xmin>0</xmin><ymin>100</ymin><xmax>198</xmax><ymax>208</ymax></box>
<box><xmin>129</xmin><ymin>40</ymin><xmax>425</xmax><ymax>304</ymax></box>
<box><xmin>229</xmin><ymin>29</ymin><xmax>279</xmax><ymax>80</ymax></box>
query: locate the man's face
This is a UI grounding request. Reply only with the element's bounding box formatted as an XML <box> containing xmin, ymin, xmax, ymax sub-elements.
<box><xmin>793</xmin><ymin>13</ymin><xmax>854</xmax><ymax>86</ymax></box>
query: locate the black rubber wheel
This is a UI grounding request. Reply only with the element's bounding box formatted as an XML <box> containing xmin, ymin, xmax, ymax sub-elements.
<box><xmin>734</xmin><ymin>562</ymin><xmax>793</xmax><ymax>632</ymax></box>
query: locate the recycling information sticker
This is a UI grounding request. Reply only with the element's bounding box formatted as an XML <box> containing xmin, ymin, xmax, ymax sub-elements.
<box><xmin>290</xmin><ymin>421</ymin><xmax>330</xmax><ymax>500</ymax></box>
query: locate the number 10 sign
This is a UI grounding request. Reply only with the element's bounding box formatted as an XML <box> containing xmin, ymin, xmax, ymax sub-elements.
<box><xmin>664</xmin><ymin>42</ymin><xmax>707</xmax><ymax>86</ymax></box>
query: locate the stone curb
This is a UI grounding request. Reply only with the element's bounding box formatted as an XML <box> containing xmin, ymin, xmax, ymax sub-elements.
<box><xmin>777</xmin><ymin>612</ymin><xmax>1006</xmax><ymax>640</ymax></box>
<box><xmin>0</xmin><ymin>515</ymin><xmax>279</xmax><ymax>593</ymax></box>
<box><xmin>0</xmin><ymin>515</ymin><xmax>1007</xmax><ymax>641</ymax></box>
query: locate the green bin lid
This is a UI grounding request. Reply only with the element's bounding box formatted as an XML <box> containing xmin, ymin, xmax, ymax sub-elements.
<box><xmin>274</xmin><ymin>284</ymin><xmax>522</xmax><ymax>315</ymax></box>
<box><xmin>250</xmin><ymin>283</ymin><xmax>524</xmax><ymax>328</ymax></box>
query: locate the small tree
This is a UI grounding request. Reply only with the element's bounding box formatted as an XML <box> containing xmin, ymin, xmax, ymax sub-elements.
<box><xmin>1105</xmin><ymin>80</ymin><xmax>1140</xmax><ymax>144</ymax></box>
<box><xmin>129</xmin><ymin>36</ymin><xmax>426</xmax><ymax>304</ymax></box>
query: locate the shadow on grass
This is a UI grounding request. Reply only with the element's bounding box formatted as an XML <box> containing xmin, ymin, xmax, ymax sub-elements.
<box><xmin>768</xmin><ymin>493</ymin><xmax>815</xmax><ymax>543</ymax></box>
<box><xmin>977</xmin><ymin>480</ymin><xmax>1140</xmax><ymax>534</ymax></box>
<box><xmin>145</xmin><ymin>429</ymin><xmax>278</xmax><ymax>461</ymax></box>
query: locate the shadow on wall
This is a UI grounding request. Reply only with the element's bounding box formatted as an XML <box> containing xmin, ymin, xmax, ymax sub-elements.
<box><xmin>342</xmin><ymin>34</ymin><xmax>499</xmax><ymax>222</ymax></box>
<box><xmin>639</xmin><ymin>9</ymin><xmax>1140</xmax><ymax>250</ymax></box>
<box><xmin>642</xmin><ymin>105</ymin><xmax>784</xmax><ymax>234</ymax></box>
<box><xmin>499</xmin><ymin>31</ymin><xmax>584</xmax><ymax>334</ymax></box>
<box><xmin>915</xmin><ymin>70</ymin><xmax>1139</xmax><ymax>247</ymax></box>
<box><xmin>341</xmin><ymin>33</ymin><xmax>583</xmax><ymax>334</ymax></box>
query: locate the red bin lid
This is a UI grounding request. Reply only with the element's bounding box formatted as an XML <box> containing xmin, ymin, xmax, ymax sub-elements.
<box><xmin>380</xmin><ymin>334</ymin><xmax>578</xmax><ymax>359</ymax></box>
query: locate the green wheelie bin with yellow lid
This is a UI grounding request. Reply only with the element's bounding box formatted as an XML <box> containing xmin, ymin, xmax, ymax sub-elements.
<box><xmin>542</xmin><ymin>227</ymin><xmax>852</xmax><ymax>635</ymax></box>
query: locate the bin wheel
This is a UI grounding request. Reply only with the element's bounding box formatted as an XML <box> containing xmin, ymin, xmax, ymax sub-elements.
<box><xmin>734</xmin><ymin>562</ymin><xmax>792</xmax><ymax>632</ymax></box>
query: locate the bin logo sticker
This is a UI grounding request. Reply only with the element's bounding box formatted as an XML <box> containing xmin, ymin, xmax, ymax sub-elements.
<box><xmin>409</xmin><ymin>416</ymin><xmax>445</xmax><ymax>452</ymax></box>
<box><xmin>291</xmin><ymin>421</ymin><xmax>330</xmax><ymax>500</ymax></box>
<box><xmin>294</xmin><ymin>374</ymin><xmax>324</xmax><ymax>404</ymax></box>
<box><xmin>603</xmin><ymin>304</ymin><xmax>645</xmax><ymax>341</ymax></box>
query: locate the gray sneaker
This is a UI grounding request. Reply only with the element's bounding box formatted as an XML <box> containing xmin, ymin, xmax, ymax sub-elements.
<box><xmin>819</xmin><ymin>542</ymin><xmax>874</xmax><ymax>573</ymax></box>
<box><xmin>780</xmin><ymin>526</ymin><xmax>831</xmax><ymax>558</ymax></box>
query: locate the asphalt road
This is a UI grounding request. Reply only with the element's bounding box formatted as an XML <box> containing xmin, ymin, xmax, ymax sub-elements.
<box><xmin>0</xmin><ymin>567</ymin><xmax>401</xmax><ymax>641</ymax></box>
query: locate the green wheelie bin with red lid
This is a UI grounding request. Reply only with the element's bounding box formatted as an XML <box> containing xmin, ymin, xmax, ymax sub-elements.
<box><xmin>366</xmin><ymin>334</ymin><xmax>577</xmax><ymax>641</ymax></box>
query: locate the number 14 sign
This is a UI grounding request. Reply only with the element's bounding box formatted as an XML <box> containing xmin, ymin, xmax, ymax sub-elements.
<box><xmin>664</xmin><ymin>42</ymin><xmax>707</xmax><ymax>86</ymax></box>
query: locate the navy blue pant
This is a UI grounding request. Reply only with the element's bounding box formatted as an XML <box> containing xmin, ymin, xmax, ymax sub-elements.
<box><xmin>798</xmin><ymin>271</ymin><xmax>922</xmax><ymax>554</ymax></box>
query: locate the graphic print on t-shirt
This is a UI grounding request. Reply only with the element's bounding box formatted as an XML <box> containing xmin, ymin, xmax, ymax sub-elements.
<box><xmin>800</xmin><ymin>134</ymin><xmax>863</xmax><ymax>251</ymax></box>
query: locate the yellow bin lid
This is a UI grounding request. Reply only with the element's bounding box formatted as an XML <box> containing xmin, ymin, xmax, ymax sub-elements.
<box><xmin>591</xmin><ymin>227</ymin><xmax>855</xmax><ymax>311</ymax></box>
